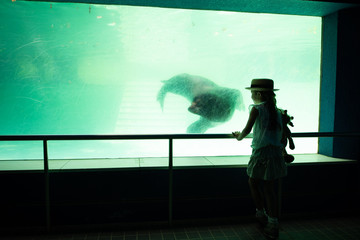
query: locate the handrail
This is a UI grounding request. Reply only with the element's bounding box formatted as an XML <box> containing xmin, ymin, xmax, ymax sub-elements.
<box><xmin>0</xmin><ymin>131</ymin><xmax>359</xmax><ymax>141</ymax></box>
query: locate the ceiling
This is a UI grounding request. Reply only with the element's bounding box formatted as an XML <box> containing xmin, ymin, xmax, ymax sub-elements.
<box><xmin>21</xmin><ymin>0</ymin><xmax>360</xmax><ymax>16</ymax></box>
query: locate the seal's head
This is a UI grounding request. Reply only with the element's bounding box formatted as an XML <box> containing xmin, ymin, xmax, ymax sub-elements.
<box><xmin>188</xmin><ymin>93</ymin><xmax>232</xmax><ymax>122</ymax></box>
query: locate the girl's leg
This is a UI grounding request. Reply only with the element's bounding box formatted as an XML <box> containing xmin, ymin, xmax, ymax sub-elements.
<box><xmin>263</xmin><ymin>180</ymin><xmax>278</xmax><ymax>218</ymax></box>
<box><xmin>248</xmin><ymin>177</ymin><xmax>265</xmax><ymax>211</ymax></box>
<box><xmin>263</xmin><ymin>180</ymin><xmax>280</xmax><ymax>238</ymax></box>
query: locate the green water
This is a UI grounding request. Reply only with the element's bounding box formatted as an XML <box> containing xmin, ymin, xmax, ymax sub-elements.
<box><xmin>0</xmin><ymin>1</ymin><xmax>321</xmax><ymax>160</ymax></box>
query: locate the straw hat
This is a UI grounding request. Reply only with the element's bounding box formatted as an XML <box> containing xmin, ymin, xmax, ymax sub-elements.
<box><xmin>245</xmin><ymin>78</ymin><xmax>279</xmax><ymax>91</ymax></box>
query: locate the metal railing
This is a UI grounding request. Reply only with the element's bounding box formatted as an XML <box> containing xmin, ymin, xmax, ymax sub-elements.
<box><xmin>0</xmin><ymin>132</ymin><xmax>359</xmax><ymax>231</ymax></box>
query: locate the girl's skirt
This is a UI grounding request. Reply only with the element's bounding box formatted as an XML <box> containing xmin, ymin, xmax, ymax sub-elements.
<box><xmin>247</xmin><ymin>145</ymin><xmax>287</xmax><ymax>181</ymax></box>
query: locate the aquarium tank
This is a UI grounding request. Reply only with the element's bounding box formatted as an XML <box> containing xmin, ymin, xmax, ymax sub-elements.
<box><xmin>0</xmin><ymin>1</ymin><xmax>321</xmax><ymax>161</ymax></box>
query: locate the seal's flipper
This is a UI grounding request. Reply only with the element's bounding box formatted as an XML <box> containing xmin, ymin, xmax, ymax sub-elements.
<box><xmin>186</xmin><ymin>118</ymin><xmax>214</xmax><ymax>133</ymax></box>
<box><xmin>157</xmin><ymin>80</ymin><xmax>171</xmax><ymax>111</ymax></box>
<box><xmin>157</xmin><ymin>89</ymin><xmax>166</xmax><ymax>111</ymax></box>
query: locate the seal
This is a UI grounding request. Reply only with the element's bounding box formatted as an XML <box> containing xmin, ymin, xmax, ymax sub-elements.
<box><xmin>157</xmin><ymin>73</ymin><xmax>245</xmax><ymax>133</ymax></box>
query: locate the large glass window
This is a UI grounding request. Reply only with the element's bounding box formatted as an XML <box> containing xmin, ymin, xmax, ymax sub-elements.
<box><xmin>0</xmin><ymin>1</ymin><xmax>321</xmax><ymax>162</ymax></box>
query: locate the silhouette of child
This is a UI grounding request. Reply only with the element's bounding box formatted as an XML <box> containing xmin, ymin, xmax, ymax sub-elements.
<box><xmin>232</xmin><ymin>78</ymin><xmax>287</xmax><ymax>239</ymax></box>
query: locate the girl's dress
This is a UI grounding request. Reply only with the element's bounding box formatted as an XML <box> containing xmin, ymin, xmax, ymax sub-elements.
<box><xmin>247</xmin><ymin>102</ymin><xmax>287</xmax><ymax>180</ymax></box>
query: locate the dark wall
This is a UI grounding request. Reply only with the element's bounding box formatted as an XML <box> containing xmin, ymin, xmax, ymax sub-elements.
<box><xmin>333</xmin><ymin>7</ymin><xmax>360</xmax><ymax>159</ymax></box>
<box><xmin>319</xmin><ymin>7</ymin><xmax>360</xmax><ymax>160</ymax></box>
<box><xmin>0</xmin><ymin>162</ymin><xmax>358</xmax><ymax>231</ymax></box>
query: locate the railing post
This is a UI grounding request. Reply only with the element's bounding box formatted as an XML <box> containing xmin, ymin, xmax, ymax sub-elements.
<box><xmin>43</xmin><ymin>140</ymin><xmax>50</xmax><ymax>232</ymax></box>
<box><xmin>168</xmin><ymin>138</ymin><xmax>173</xmax><ymax>226</ymax></box>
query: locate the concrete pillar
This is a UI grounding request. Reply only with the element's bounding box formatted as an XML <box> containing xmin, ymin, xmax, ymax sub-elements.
<box><xmin>319</xmin><ymin>7</ymin><xmax>360</xmax><ymax>159</ymax></box>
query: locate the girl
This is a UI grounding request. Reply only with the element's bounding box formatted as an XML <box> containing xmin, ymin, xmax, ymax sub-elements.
<box><xmin>232</xmin><ymin>78</ymin><xmax>286</xmax><ymax>239</ymax></box>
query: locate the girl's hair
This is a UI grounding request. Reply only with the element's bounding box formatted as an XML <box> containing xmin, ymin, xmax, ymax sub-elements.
<box><xmin>259</xmin><ymin>91</ymin><xmax>280</xmax><ymax>130</ymax></box>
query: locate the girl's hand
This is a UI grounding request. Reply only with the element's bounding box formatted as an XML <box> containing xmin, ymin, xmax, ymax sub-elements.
<box><xmin>232</xmin><ymin>131</ymin><xmax>241</xmax><ymax>140</ymax></box>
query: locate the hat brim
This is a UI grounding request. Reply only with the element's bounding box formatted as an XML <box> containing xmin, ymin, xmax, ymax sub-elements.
<box><xmin>245</xmin><ymin>87</ymin><xmax>279</xmax><ymax>91</ymax></box>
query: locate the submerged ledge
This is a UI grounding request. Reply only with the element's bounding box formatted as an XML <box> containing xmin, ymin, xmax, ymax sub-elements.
<box><xmin>0</xmin><ymin>154</ymin><xmax>356</xmax><ymax>171</ymax></box>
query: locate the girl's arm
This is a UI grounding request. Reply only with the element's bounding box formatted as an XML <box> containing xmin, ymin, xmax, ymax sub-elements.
<box><xmin>232</xmin><ymin>107</ymin><xmax>259</xmax><ymax>141</ymax></box>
